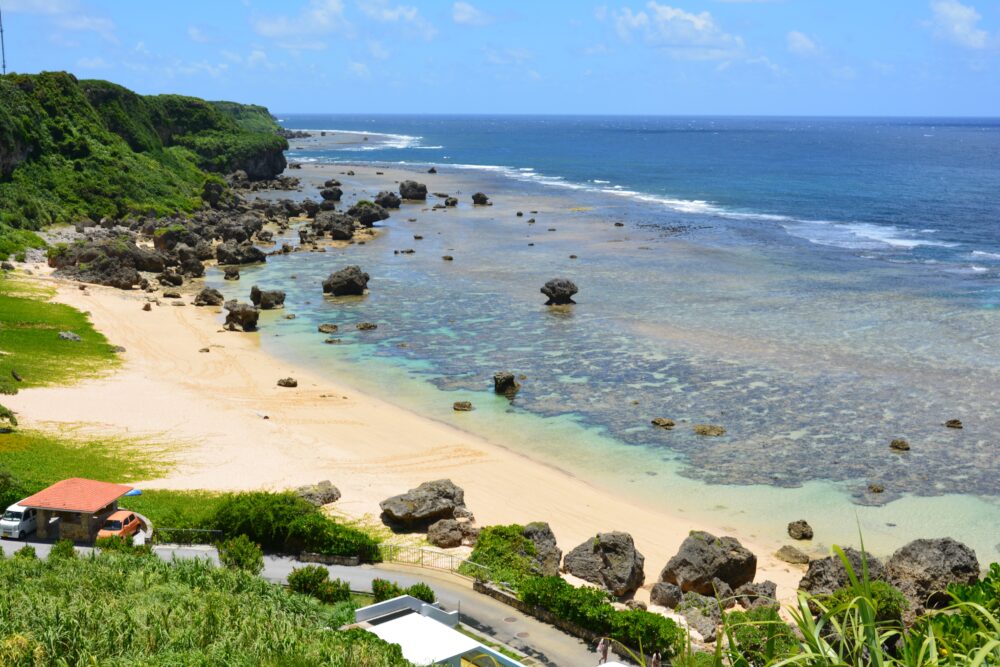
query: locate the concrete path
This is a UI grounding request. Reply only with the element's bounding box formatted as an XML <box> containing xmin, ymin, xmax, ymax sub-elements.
<box><xmin>1</xmin><ymin>538</ymin><xmax>622</xmax><ymax>666</ymax></box>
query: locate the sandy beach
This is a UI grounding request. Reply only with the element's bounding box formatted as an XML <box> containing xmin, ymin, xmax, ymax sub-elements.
<box><xmin>7</xmin><ymin>266</ymin><xmax>807</xmax><ymax>605</ymax></box>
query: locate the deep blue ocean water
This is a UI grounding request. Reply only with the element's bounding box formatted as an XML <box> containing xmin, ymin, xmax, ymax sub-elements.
<box><xmin>279</xmin><ymin>115</ymin><xmax>1000</xmax><ymax>293</ymax></box>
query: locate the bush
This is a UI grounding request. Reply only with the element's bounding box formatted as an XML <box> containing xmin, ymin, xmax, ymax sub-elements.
<box><xmin>827</xmin><ymin>580</ymin><xmax>908</xmax><ymax>624</ymax></box>
<box><xmin>372</xmin><ymin>578</ymin><xmax>406</xmax><ymax>603</ymax></box>
<box><xmin>218</xmin><ymin>534</ymin><xmax>264</xmax><ymax>575</ymax></box>
<box><xmin>0</xmin><ymin>467</ymin><xmax>27</xmax><ymax>513</ymax></box>
<box><xmin>284</xmin><ymin>511</ymin><xmax>380</xmax><ymax>561</ymax></box>
<box><xmin>12</xmin><ymin>545</ymin><xmax>36</xmax><ymax>560</ymax></box>
<box><xmin>210</xmin><ymin>491</ymin><xmax>315</xmax><ymax>551</ymax></box>
<box><xmin>406</xmin><ymin>582</ymin><xmax>436</xmax><ymax>604</ymax></box>
<box><xmin>48</xmin><ymin>539</ymin><xmax>77</xmax><ymax>561</ymax></box>
<box><xmin>0</xmin><ymin>403</ymin><xmax>17</xmax><ymax>429</ymax></box>
<box><xmin>94</xmin><ymin>535</ymin><xmax>150</xmax><ymax>555</ymax></box>
<box><xmin>458</xmin><ymin>524</ymin><xmax>537</xmax><ymax>587</ymax></box>
<box><xmin>288</xmin><ymin>565</ymin><xmax>330</xmax><ymax>596</ymax></box>
<box><xmin>316</xmin><ymin>578</ymin><xmax>352</xmax><ymax>604</ymax></box>
<box><xmin>722</xmin><ymin>606</ymin><xmax>799</xmax><ymax>665</ymax></box>
<box><xmin>520</xmin><ymin>576</ymin><xmax>683</xmax><ymax>656</ymax></box>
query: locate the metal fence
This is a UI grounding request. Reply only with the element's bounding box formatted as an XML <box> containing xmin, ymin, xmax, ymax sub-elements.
<box><xmin>377</xmin><ymin>543</ymin><xmax>492</xmax><ymax>582</ymax></box>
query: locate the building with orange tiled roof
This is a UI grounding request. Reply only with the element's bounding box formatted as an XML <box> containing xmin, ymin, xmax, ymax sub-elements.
<box><xmin>19</xmin><ymin>478</ymin><xmax>133</xmax><ymax>543</ymax></box>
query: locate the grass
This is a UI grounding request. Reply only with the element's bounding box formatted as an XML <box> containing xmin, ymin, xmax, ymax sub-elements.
<box><xmin>118</xmin><ymin>489</ymin><xmax>225</xmax><ymax>531</ymax></box>
<box><xmin>0</xmin><ymin>549</ymin><xmax>411</xmax><ymax>666</ymax></box>
<box><xmin>0</xmin><ymin>274</ymin><xmax>119</xmax><ymax>394</ymax></box>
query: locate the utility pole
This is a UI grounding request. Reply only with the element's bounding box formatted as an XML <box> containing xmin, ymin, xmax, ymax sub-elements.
<box><xmin>0</xmin><ymin>4</ymin><xmax>7</xmax><ymax>76</ymax></box>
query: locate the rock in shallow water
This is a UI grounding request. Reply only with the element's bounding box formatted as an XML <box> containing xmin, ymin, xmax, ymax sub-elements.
<box><xmin>322</xmin><ymin>266</ymin><xmax>369</xmax><ymax>296</ymax></box>
<box><xmin>541</xmin><ymin>278</ymin><xmax>578</xmax><ymax>305</ymax></box>
<box><xmin>693</xmin><ymin>424</ymin><xmax>726</xmax><ymax>436</ymax></box>
<box><xmin>788</xmin><ymin>519</ymin><xmax>814</xmax><ymax>540</ymax></box>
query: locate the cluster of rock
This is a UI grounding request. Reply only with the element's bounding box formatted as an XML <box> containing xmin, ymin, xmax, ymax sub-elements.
<box><xmin>380</xmin><ymin>479</ymin><xmax>479</xmax><ymax>547</ymax></box>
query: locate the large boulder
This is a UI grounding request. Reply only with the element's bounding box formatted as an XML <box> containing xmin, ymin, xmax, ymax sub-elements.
<box><xmin>541</xmin><ymin>278</ymin><xmax>578</xmax><ymax>305</ymax></box>
<box><xmin>650</xmin><ymin>581</ymin><xmax>683</xmax><ymax>609</ymax></box>
<box><xmin>375</xmin><ymin>191</ymin><xmax>402</xmax><ymax>209</ymax></box>
<box><xmin>427</xmin><ymin>518</ymin><xmax>479</xmax><ymax>548</ymax></box>
<box><xmin>399</xmin><ymin>180</ymin><xmax>428</xmax><ymax>201</ymax></box>
<box><xmin>659</xmin><ymin>531</ymin><xmax>757</xmax><ymax>595</ymax></box>
<box><xmin>295</xmin><ymin>480</ymin><xmax>342</xmax><ymax>507</ymax></box>
<box><xmin>322</xmin><ymin>266</ymin><xmax>370</xmax><ymax>296</ymax></box>
<box><xmin>887</xmin><ymin>538</ymin><xmax>980</xmax><ymax>609</ymax></box>
<box><xmin>788</xmin><ymin>520</ymin><xmax>814</xmax><ymax>540</ymax></box>
<box><xmin>563</xmin><ymin>531</ymin><xmax>645</xmax><ymax>597</ymax></box>
<box><xmin>224</xmin><ymin>300</ymin><xmax>259</xmax><ymax>332</ymax></box>
<box><xmin>493</xmin><ymin>371</ymin><xmax>520</xmax><ymax>397</ymax></box>
<box><xmin>193</xmin><ymin>287</ymin><xmax>224</xmax><ymax>307</ymax></box>
<box><xmin>379</xmin><ymin>479</ymin><xmax>468</xmax><ymax>529</ymax></box>
<box><xmin>313</xmin><ymin>211</ymin><xmax>355</xmax><ymax>240</ymax></box>
<box><xmin>347</xmin><ymin>202</ymin><xmax>389</xmax><ymax>227</ymax></box>
<box><xmin>523</xmin><ymin>522</ymin><xmax>562</xmax><ymax>577</ymax></box>
<box><xmin>798</xmin><ymin>547</ymin><xmax>886</xmax><ymax>596</ymax></box>
<box><xmin>216</xmin><ymin>240</ymin><xmax>266</xmax><ymax>265</ymax></box>
<box><xmin>320</xmin><ymin>187</ymin><xmax>343</xmax><ymax>201</ymax></box>
<box><xmin>250</xmin><ymin>285</ymin><xmax>286</xmax><ymax>310</ymax></box>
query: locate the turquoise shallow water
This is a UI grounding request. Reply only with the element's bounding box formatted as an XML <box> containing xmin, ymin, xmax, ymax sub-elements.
<box><xmin>206</xmin><ymin>159</ymin><xmax>1000</xmax><ymax>560</ymax></box>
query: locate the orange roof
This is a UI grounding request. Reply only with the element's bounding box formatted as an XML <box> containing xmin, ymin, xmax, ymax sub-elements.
<box><xmin>20</xmin><ymin>478</ymin><xmax>133</xmax><ymax>513</ymax></box>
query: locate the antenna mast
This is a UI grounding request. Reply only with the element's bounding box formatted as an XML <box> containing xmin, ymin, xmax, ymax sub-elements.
<box><xmin>0</xmin><ymin>5</ymin><xmax>7</xmax><ymax>75</ymax></box>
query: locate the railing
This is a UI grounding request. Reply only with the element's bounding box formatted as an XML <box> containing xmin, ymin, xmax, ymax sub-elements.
<box><xmin>376</xmin><ymin>543</ymin><xmax>492</xmax><ymax>582</ymax></box>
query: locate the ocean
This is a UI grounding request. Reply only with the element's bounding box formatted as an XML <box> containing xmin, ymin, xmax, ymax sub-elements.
<box><xmin>217</xmin><ymin>114</ymin><xmax>1000</xmax><ymax>557</ymax></box>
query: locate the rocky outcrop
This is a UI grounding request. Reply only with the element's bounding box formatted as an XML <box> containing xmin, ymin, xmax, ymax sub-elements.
<box><xmin>295</xmin><ymin>480</ymin><xmax>342</xmax><ymax>506</ymax></box>
<box><xmin>734</xmin><ymin>580</ymin><xmax>778</xmax><ymax>609</ymax></box>
<box><xmin>541</xmin><ymin>278</ymin><xmax>578</xmax><ymax>305</ymax></box>
<box><xmin>650</xmin><ymin>581</ymin><xmax>683</xmax><ymax>609</ymax></box>
<box><xmin>887</xmin><ymin>538</ymin><xmax>980</xmax><ymax>609</ymax></box>
<box><xmin>399</xmin><ymin>180</ymin><xmax>428</xmax><ymax>201</ymax></box>
<box><xmin>563</xmin><ymin>531</ymin><xmax>645</xmax><ymax>597</ymax></box>
<box><xmin>379</xmin><ymin>479</ymin><xmax>470</xmax><ymax>530</ymax></box>
<box><xmin>659</xmin><ymin>531</ymin><xmax>757</xmax><ymax>595</ymax></box>
<box><xmin>493</xmin><ymin>371</ymin><xmax>520</xmax><ymax>398</ymax></box>
<box><xmin>798</xmin><ymin>548</ymin><xmax>886</xmax><ymax>596</ymax></box>
<box><xmin>312</xmin><ymin>211</ymin><xmax>355</xmax><ymax>240</ymax></box>
<box><xmin>427</xmin><ymin>518</ymin><xmax>479</xmax><ymax>548</ymax></box>
<box><xmin>347</xmin><ymin>202</ymin><xmax>389</xmax><ymax>227</ymax></box>
<box><xmin>216</xmin><ymin>240</ymin><xmax>266</xmax><ymax>265</ymax></box>
<box><xmin>375</xmin><ymin>191</ymin><xmax>402</xmax><ymax>208</ymax></box>
<box><xmin>471</xmin><ymin>192</ymin><xmax>490</xmax><ymax>205</ymax></box>
<box><xmin>677</xmin><ymin>592</ymin><xmax>721</xmax><ymax>642</ymax></box>
<box><xmin>322</xmin><ymin>266</ymin><xmax>369</xmax><ymax>296</ymax></box>
<box><xmin>223</xmin><ymin>300</ymin><xmax>259</xmax><ymax>332</ymax></box>
<box><xmin>250</xmin><ymin>285</ymin><xmax>286</xmax><ymax>310</ymax></box>
<box><xmin>788</xmin><ymin>520</ymin><xmax>813</xmax><ymax>540</ymax></box>
<box><xmin>320</xmin><ymin>187</ymin><xmax>343</xmax><ymax>202</ymax></box>
<box><xmin>523</xmin><ymin>522</ymin><xmax>563</xmax><ymax>577</ymax></box>
<box><xmin>193</xmin><ymin>287</ymin><xmax>224</xmax><ymax>307</ymax></box>
<box><xmin>224</xmin><ymin>267</ymin><xmax>240</xmax><ymax>280</ymax></box>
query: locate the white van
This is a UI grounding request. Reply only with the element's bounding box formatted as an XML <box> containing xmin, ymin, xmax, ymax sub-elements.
<box><xmin>1</xmin><ymin>503</ymin><xmax>38</xmax><ymax>539</ymax></box>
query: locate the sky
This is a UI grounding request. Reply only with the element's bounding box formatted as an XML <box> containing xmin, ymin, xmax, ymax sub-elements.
<box><xmin>2</xmin><ymin>0</ymin><xmax>999</xmax><ymax>116</ymax></box>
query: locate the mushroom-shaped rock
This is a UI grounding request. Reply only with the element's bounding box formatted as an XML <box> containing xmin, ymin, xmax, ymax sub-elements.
<box><xmin>798</xmin><ymin>547</ymin><xmax>886</xmax><ymax>596</ymax></box>
<box><xmin>320</xmin><ymin>187</ymin><xmax>343</xmax><ymax>201</ymax></box>
<box><xmin>523</xmin><ymin>522</ymin><xmax>563</xmax><ymax>577</ymax></box>
<box><xmin>295</xmin><ymin>480</ymin><xmax>341</xmax><ymax>507</ymax></box>
<box><xmin>471</xmin><ymin>192</ymin><xmax>490</xmax><ymax>205</ymax></box>
<box><xmin>224</xmin><ymin>267</ymin><xmax>240</xmax><ymax>281</ymax></box>
<box><xmin>224</xmin><ymin>300</ymin><xmax>259</xmax><ymax>332</ymax></box>
<box><xmin>787</xmin><ymin>520</ymin><xmax>813</xmax><ymax>540</ymax></box>
<box><xmin>379</xmin><ymin>479</ymin><xmax>468</xmax><ymax>529</ymax></box>
<box><xmin>493</xmin><ymin>371</ymin><xmax>520</xmax><ymax>397</ymax></box>
<box><xmin>887</xmin><ymin>538</ymin><xmax>980</xmax><ymax>609</ymax></box>
<box><xmin>563</xmin><ymin>531</ymin><xmax>645</xmax><ymax>597</ymax></box>
<box><xmin>347</xmin><ymin>201</ymin><xmax>390</xmax><ymax>227</ymax></box>
<box><xmin>322</xmin><ymin>266</ymin><xmax>370</xmax><ymax>296</ymax></box>
<box><xmin>399</xmin><ymin>180</ymin><xmax>428</xmax><ymax>201</ymax></box>
<box><xmin>250</xmin><ymin>285</ymin><xmax>286</xmax><ymax>310</ymax></box>
<box><xmin>659</xmin><ymin>531</ymin><xmax>757</xmax><ymax>595</ymax></box>
<box><xmin>541</xmin><ymin>278</ymin><xmax>578</xmax><ymax>305</ymax></box>
<box><xmin>375</xmin><ymin>191</ymin><xmax>402</xmax><ymax>209</ymax></box>
<box><xmin>193</xmin><ymin>287</ymin><xmax>224</xmax><ymax>307</ymax></box>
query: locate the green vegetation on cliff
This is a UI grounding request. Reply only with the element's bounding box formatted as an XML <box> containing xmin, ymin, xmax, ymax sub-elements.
<box><xmin>0</xmin><ymin>71</ymin><xmax>287</xmax><ymax>258</ymax></box>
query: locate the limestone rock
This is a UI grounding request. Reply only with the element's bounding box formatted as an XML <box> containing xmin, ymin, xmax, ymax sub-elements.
<box><xmin>322</xmin><ymin>266</ymin><xmax>369</xmax><ymax>296</ymax></box>
<box><xmin>380</xmin><ymin>479</ymin><xmax>468</xmax><ymax>529</ymax></box>
<box><xmin>788</xmin><ymin>520</ymin><xmax>814</xmax><ymax>540</ymax></box>
<box><xmin>887</xmin><ymin>538</ymin><xmax>980</xmax><ymax>609</ymax></box>
<box><xmin>295</xmin><ymin>480</ymin><xmax>341</xmax><ymax>506</ymax></box>
<box><xmin>798</xmin><ymin>547</ymin><xmax>886</xmax><ymax>596</ymax></box>
<box><xmin>541</xmin><ymin>278</ymin><xmax>578</xmax><ymax>305</ymax></box>
<box><xmin>563</xmin><ymin>531</ymin><xmax>645</xmax><ymax>597</ymax></box>
<box><xmin>660</xmin><ymin>531</ymin><xmax>757</xmax><ymax>595</ymax></box>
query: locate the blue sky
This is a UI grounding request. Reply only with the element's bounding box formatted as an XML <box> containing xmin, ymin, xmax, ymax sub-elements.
<box><xmin>3</xmin><ymin>0</ymin><xmax>998</xmax><ymax>115</ymax></box>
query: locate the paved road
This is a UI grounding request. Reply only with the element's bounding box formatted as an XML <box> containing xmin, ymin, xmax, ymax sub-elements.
<box><xmin>1</xmin><ymin>538</ymin><xmax>621</xmax><ymax>666</ymax></box>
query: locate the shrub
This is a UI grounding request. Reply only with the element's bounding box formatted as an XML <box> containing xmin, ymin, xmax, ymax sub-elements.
<box><xmin>48</xmin><ymin>539</ymin><xmax>77</xmax><ymax>561</ymax></box>
<box><xmin>218</xmin><ymin>534</ymin><xmax>264</xmax><ymax>575</ymax></box>
<box><xmin>210</xmin><ymin>491</ymin><xmax>314</xmax><ymax>551</ymax></box>
<box><xmin>12</xmin><ymin>545</ymin><xmax>36</xmax><ymax>560</ymax></box>
<box><xmin>94</xmin><ymin>535</ymin><xmax>150</xmax><ymax>555</ymax></box>
<box><xmin>372</xmin><ymin>578</ymin><xmax>406</xmax><ymax>603</ymax></box>
<box><xmin>0</xmin><ymin>467</ymin><xmax>27</xmax><ymax>513</ymax></box>
<box><xmin>827</xmin><ymin>580</ymin><xmax>908</xmax><ymax>624</ymax></box>
<box><xmin>459</xmin><ymin>524</ymin><xmax>537</xmax><ymax>588</ymax></box>
<box><xmin>0</xmin><ymin>403</ymin><xmax>17</xmax><ymax>429</ymax></box>
<box><xmin>722</xmin><ymin>606</ymin><xmax>799</xmax><ymax>665</ymax></box>
<box><xmin>406</xmin><ymin>582</ymin><xmax>436</xmax><ymax>604</ymax></box>
<box><xmin>288</xmin><ymin>565</ymin><xmax>330</xmax><ymax>596</ymax></box>
<box><xmin>316</xmin><ymin>578</ymin><xmax>352</xmax><ymax>604</ymax></box>
<box><xmin>284</xmin><ymin>511</ymin><xmax>380</xmax><ymax>561</ymax></box>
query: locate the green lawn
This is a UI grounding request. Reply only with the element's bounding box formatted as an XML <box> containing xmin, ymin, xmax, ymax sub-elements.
<box><xmin>0</xmin><ymin>274</ymin><xmax>119</xmax><ymax>394</ymax></box>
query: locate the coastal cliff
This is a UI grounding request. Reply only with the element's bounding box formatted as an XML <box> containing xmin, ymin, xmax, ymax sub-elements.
<box><xmin>0</xmin><ymin>71</ymin><xmax>287</xmax><ymax>257</ymax></box>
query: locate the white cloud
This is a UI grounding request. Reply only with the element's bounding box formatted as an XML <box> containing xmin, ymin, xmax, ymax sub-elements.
<box><xmin>58</xmin><ymin>15</ymin><xmax>117</xmax><ymax>42</ymax></box>
<box><xmin>368</xmin><ymin>40</ymin><xmax>391</xmax><ymax>60</ymax></box>
<box><xmin>348</xmin><ymin>61</ymin><xmax>371</xmax><ymax>78</ymax></box>
<box><xmin>187</xmin><ymin>26</ymin><xmax>211</xmax><ymax>43</ymax></box>
<box><xmin>612</xmin><ymin>2</ymin><xmax>745</xmax><ymax>60</ymax></box>
<box><xmin>248</xmin><ymin>50</ymin><xmax>269</xmax><ymax>67</ymax></box>
<box><xmin>5</xmin><ymin>0</ymin><xmax>74</xmax><ymax>14</ymax></box>
<box><xmin>358</xmin><ymin>0</ymin><xmax>436</xmax><ymax>38</ymax></box>
<box><xmin>484</xmin><ymin>47</ymin><xmax>533</xmax><ymax>66</ymax></box>
<box><xmin>453</xmin><ymin>2</ymin><xmax>491</xmax><ymax>26</ymax></box>
<box><xmin>927</xmin><ymin>0</ymin><xmax>989</xmax><ymax>49</ymax></box>
<box><xmin>255</xmin><ymin>0</ymin><xmax>348</xmax><ymax>38</ymax></box>
<box><xmin>76</xmin><ymin>56</ymin><xmax>109</xmax><ymax>69</ymax></box>
<box><xmin>786</xmin><ymin>30</ymin><xmax>818</xmax><ymax>56</ymax></box>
